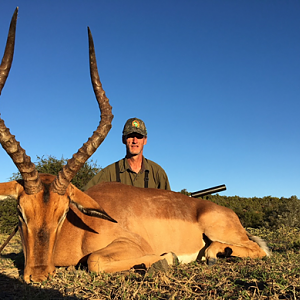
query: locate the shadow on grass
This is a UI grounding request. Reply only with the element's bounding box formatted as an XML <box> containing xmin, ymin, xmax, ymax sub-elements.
<box><xmin>234</xmin><ymin>279</ymin><xmax>268</xmax><ymax>291</ymax></box>
<box><xmin>1</xmin><ymin>252</ymin><xmax>81</xmax><ymax>299</ymax></box>
<box><xmin>0</xmin><ymin>273</ymin><xmax>80</xmax><ymax>300</ymax></box>
<box><xmin>1</xmin><ymin>251</ymin><xmax>24</xmax><ymax>269</ymax></box>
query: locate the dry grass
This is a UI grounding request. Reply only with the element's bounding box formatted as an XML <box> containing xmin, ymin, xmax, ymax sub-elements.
<box><xmin>0</xmin><ymin>227</ymin><xmax>299</xmax><ymax>299</ymax></box>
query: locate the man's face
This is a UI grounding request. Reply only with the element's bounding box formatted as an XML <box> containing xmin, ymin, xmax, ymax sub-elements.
<box><xmin>124</xmin><ymin>133</ymin><xmax>147</xmax><ymax>156</ymax></box>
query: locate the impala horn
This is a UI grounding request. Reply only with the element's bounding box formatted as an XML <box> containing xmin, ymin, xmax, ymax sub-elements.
<box><xmin>0</xmin><ymin>7</ymin><xmax>43</xmax><ymax>195</ymax></box>
<box><xmin>51</xmin><ymin>27</ymin><xmax>113</xmax><ymax>195</ymax></box>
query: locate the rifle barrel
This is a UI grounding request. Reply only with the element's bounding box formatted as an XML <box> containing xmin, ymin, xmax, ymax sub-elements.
<box><xmin>191</xmin><ymin>184</ymin><xmax>226</xmax><ymax>198</ymax></box>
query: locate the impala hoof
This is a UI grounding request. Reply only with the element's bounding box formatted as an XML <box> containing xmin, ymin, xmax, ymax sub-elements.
<box><xmin>207</xmin><ymin>258</ymin><xmax>217</xmax><ymax>266</ymax></box>
<box><xmin>147</xmin><ymin>258</ymin><xmax>170</xmax><ymax>276</ymax></box>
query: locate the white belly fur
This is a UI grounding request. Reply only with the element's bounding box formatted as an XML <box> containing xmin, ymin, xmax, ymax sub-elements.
<box><xmin>177</xmin><ymin>251</ymin><xmax>199</xmax><ymax>264</ymax></box>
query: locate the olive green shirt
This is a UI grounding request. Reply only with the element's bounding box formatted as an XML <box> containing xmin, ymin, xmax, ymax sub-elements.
<box><xmin>84</xmin><ymin>156</ymin><xmax>171</xmax><ymax>191</ymax></box>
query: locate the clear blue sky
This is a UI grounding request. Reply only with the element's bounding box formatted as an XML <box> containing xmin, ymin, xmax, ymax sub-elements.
<box><xmin>0</xmin><ymin>1</ymin><xmax>299</xmax><ymax>198</ymax></box>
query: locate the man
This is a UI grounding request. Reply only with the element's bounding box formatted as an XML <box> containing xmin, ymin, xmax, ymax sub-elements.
<box><xmin>84</xmin><ymin>118</ymin><xmax>171</xmax><ymax>191</ymax></box>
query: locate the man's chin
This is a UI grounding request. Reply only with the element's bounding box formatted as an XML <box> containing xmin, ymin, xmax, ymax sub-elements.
<box><xmin>128</xmin><ymin>150</ymin><xmax>141</xmax><ymax>156</ymax></box>
<box><xmin>130</xmin><ymin>152</ymin><xmax>140</xmax><ymax>156</ymax></box>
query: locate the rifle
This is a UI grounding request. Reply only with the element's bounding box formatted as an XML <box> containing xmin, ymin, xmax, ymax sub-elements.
<box><xmin>0</xmin><ymin>225</ymin><xmax>18</xmax><ymax>255</ymax></box>
<box><xmin>191</xmin><ymin>184</ymin><xmax>226</xmax><ymax>198</ymax></box>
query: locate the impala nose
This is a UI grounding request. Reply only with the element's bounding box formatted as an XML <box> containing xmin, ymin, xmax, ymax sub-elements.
<box><xmin>24</xmin><ymin>265</ymin><xmax>56</xmax><ymax>283</ymax></box>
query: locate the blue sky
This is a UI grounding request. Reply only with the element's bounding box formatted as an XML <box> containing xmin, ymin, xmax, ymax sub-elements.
<box><xmin>0</xmin><ymin>1</ymin><xmax>299</xmax><ymax>198</ymax></box>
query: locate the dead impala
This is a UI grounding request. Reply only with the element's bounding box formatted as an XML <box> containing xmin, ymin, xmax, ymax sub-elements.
<box><xmin>0</xmin><ymin>8</ymin><xmax>269</xmax><ymax>283</ymax></box>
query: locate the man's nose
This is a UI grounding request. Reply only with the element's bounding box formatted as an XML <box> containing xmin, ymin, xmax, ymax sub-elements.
<box><xmin>132</xmin><ymin>137</ymin><xmax>138</xmax><ymax>143</ymax></box>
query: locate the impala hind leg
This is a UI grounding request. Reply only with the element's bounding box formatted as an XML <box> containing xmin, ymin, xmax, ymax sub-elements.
<box><xmin>205</xmin><ymin>239</ymin><xmax>269</xmax><ymax>265</ymax></box>
<box><xmin>87</xmin><ymin>238</ymin><xmax>176</xmax><ymax>273</ymax></box>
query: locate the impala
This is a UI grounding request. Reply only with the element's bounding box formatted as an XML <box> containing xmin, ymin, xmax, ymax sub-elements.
<box><xmin>0</xmin><ymin>8</ymin><xmax>269</xmax><ymax>283</ymax></box>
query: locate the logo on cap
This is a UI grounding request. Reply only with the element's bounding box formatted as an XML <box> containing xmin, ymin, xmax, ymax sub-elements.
<box><xmin>132</xmin><ymin>120</ymin><xmax>140</xmax><ymax>128</ymax></box>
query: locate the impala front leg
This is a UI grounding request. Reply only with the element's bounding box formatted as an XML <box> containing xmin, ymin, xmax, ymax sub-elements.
<box><xmin>87</xmin><ymin>237</ymin><xmax>176</xmax><ymax>273</ymax></box>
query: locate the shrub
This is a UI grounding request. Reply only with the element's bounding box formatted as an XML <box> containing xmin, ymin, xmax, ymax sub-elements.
<box><xmin>0</xmin><ymin>198</ymin><xmax>18</xmax><ymax>234</ymax></box>
<box><xmin>10</xmin><ymin>155</ymin><xmax>101</xmax><ymax>191</ymax></box>
<box><xmin>201</xmin><ymin>194</ymin><xmax>300</xmax><ymax>229</ymax></box>
<box><xmin>0</xmin><ymin>156</ymin><xmax>101</xmax><ymax>233</ymax></box>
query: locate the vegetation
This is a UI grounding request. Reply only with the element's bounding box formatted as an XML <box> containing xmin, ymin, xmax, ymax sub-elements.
<box><xmin>203</xmin><ymin>194</ymin><xmax>300</xmax><ymax>229</ymax></box>
<box><xmin>179</xmin><ymin>189</ymin><xmax>300</xmax><ymax>229</ymax></box>
<box><xmin>0</xmin><ymin>199</ymin><xmax>18</xmax><ymax>234</ymax></box>
<box><xmin>0</xmin><ymin>156</ymin><xmax>101</xmax><ymax>234</ymax></box>
<box><xmin>10</xmin><ymin>155</ymin><xmax>101</xmax><ymax>191</ymax></box>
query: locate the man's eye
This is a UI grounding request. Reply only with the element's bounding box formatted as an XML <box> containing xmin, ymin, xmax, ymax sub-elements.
<box><xmin>128</xmin><ymin>134</ymin><xmax>144</xmax><ymax>139</ymax></box>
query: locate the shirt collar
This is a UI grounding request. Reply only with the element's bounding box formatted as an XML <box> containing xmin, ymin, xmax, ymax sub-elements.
<box><xmin>121</xmin><ymin>156</ymin><xmax>149</xmax><ymax>173</ymax></box>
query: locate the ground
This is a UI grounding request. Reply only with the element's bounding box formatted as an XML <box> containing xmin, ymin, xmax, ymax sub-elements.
<box><xmin>0</xmin><ymin>227</ymin><xmax>299</xmax><ymax>299</ymax></box>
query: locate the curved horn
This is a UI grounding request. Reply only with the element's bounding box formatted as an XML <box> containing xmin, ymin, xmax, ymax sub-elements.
<box><xmin>51</xmin><ymin>28</ymin><xmax>113</xmax><ymax>195</ymax></box>
<box><xmin>0</xmin><ymin>8</ymin><xmax>42</xmax><ymax>195</ymax></box>
<box><xmin>0</xmin><ymin>7</ymin><xmax>18</xmax><ymax>95</ymax></box>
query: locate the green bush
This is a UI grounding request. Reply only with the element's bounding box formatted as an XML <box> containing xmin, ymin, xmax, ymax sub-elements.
<box><xmin>0</xmin><ymin>156</ymin><xmax>101</xmax><ymax>233</ymax></box>
<box><xmin>202</xmin><ymin>194</ymin><xmax>300</xmax><ymax>229</ymax></box>
<box><xmin>10</xmin><ymin>155</ymin><xmax>101</xmax><ymax>191</ymax></box>
<box><xmin>0</xmin><ymin>198</ymin><xmax>18</xmax><ymax>234</ymax></box>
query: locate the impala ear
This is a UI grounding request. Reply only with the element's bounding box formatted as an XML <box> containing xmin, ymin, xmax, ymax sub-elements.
<box><xmin>0</xmin><ymin>181</ymin><xmax>24</xmax><ymax>200</ymax></box>
<box><xmin>68</xmin><ymin>184</ymin><xmax>117</xmax><ymax>223</ymax></box>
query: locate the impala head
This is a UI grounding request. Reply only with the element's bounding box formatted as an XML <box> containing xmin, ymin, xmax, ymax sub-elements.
<box><xmin>0</xmin><ymin>8</ymin><xmax>115</xmax><ymax>282</ymax></box>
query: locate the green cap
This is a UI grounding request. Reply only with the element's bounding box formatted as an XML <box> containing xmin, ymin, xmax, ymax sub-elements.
<box><xmin>122</xmin><ymin>118</ymin><xmax>147</xmax><ymax>136</ymax></box>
